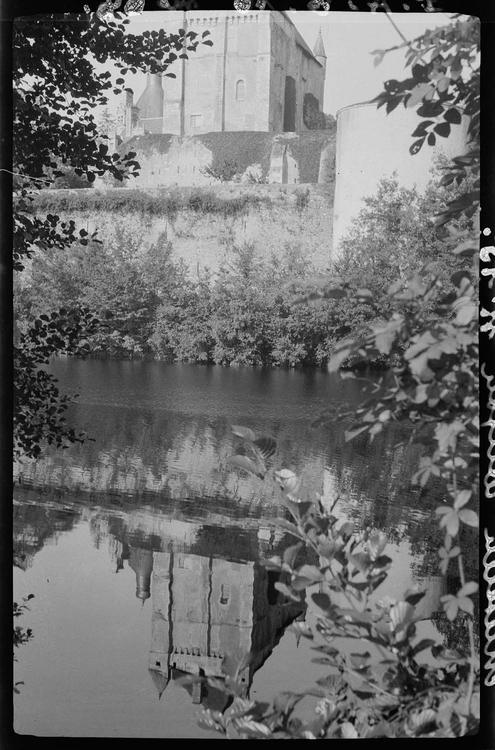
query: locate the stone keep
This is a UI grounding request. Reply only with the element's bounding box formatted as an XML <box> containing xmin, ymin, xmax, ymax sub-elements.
<box><xmin>120</xmin><ymin>10</ymin><xmax>326</xmax><ymax>137</ymax></box>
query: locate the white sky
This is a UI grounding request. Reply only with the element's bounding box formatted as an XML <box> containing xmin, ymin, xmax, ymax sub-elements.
<box><xmin>290</xmin><ymin>11</ymin><xmax>453</xmax><ymax>114</ymax></box>
<box><xmin>114</xmin><ymin>10</ymin><xmax>454</xmax><ymax>117</ymax></box>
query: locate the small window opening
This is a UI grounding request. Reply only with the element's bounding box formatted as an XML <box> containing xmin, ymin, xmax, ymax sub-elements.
<box><xmin>235</xmin><ymin>79</ymin><xmax>246</xmax><ymax>101</ymax></box>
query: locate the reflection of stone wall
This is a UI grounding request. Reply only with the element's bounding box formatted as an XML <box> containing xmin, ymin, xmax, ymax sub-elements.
<box><xmin>148</xmin><ymin>550</ymin><xmax>302</xmax><ymax>703</ymax></box>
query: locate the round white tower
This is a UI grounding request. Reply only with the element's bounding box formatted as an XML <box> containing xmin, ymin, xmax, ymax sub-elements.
<box><xmin>332</xmin><ymin>101</ymin><xmax>470</xmax><ymax>259</ymax></box>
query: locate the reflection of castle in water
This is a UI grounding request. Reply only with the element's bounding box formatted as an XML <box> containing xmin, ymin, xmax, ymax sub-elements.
<box><xmin>14</xmin><ymin>488</ymin><xmax>303</xmax><ymax>707</ymax></box>
<box><xmin>90</xmin><ymin>509</ymin><xmax>303</xmax><ymax>707</ymax></box>
<box><xmin>14</xmin><ymin>486</ymin><xmax>459</xmax><ymax>700</ymax></box>
<box><xmin>143</xmin><ymin>550</ymin><xmax>301</xmax><ymax>706</ymax></box>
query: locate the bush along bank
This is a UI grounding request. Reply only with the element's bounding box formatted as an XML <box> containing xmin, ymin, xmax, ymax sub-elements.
<box><xmin>15</xmin><ymin>171</ymin><xmax>473</xmax><ymax>369</ymax></box>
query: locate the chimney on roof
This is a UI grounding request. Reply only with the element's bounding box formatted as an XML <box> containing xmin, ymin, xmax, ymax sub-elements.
<box><xmin>136</xmin><ymin>73</ymin><xmax>164</xmax><ymax>134</ymax></box>
<box><xmin>313</xmin><ymin>27</ymin><xmax>327</xmax><ymax>67</ymax></box>
<box><xmin>124</xmin><ymin>88</ymin><xmax>134</xmax><ymax>138</ymax></box>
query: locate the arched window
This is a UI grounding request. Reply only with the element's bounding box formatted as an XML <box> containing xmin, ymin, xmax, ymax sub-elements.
<box><xmin>219</xmin><ymin>584</ymin><xmax>230</xmax><ymax>605</ymax></box>
<box><xmin>235</xmin><ymin>79</ymin><xmax>246</xmax><ymax>102</ymax></box>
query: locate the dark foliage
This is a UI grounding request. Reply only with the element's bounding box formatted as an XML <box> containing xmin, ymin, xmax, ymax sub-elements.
<box><xmin>13</xmin><ymin>10</ymin><xmax>210</xmax><ymax>457</ymax></box>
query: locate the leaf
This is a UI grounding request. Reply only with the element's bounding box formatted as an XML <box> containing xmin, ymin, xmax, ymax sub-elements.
<box><xmin>434</xmin><ymin>121</ymin><xmax>451</xmax><ymax>138</ymax></box>
<box><xmin>454</xmin><ymin>490</ymin><xmax>471</xmax><ymax>509</ymax></box>
<box><xmin>373</xmin><ymin>320</ymin><xmax>401</xmax><ymax>354</ymax></box>
<box><xmin>412</xmin><ymin>63</ymin><xmax>428</xmax><ymax>82</ymax></box>
<box><xmin>226</xmin><ymin>454</ymin><xmax>263</xmax><ymax>478</ymax></box>
<box><xmin>198</xmin><ymin>709</ymin><xmax>225</xmax><ymax>733</ymax></box>
<box><xmin>411</xmin><ymin>119</ymin><xmax>434</xmax><ymax>136</ymax></box>
<box><xmin>231</xmin><ymin>425</ymin><xmax>256</xmax><ymax>441</ymax></box>
<box><xmin>410</xmin><ymin>138</ymin><xmax>425</xmax><ymax>155</ymax></box>
<box><xmin>263</xmin><ymin>555</ymin><xmax>282</xmax><ymax>571</ymax></box>
<box><xmin>312</xmin><ymin>592</ymin><xmax>331</xmax><ymax>612</ymax></box>
<box><xmin>372</xmin><ymin>50</ymin><xmax>385</xmax><ymax>67</ymax></box>
<box><xmin>457</xmin><ymin>596</ymin><xmax>474</xmax><ymax>615</ymax></box>
<box><xmin>441</xmin><ymin>594</ymin><xmax>459</xmax><ymax>621</ymax></box>
<box><xmin>444</xmin><ymin>107</ymin><xmax>462</xmax><ymax>124</ymax></box>
<box><xmin>274</xmin><ymin>582</ymin><xmax>300</xmax><ymax>602</ymax></box>
<box><xmin>328</xmin><ymin>346</ymin><xmax>352</xmax><ymax>373</ymax></box>
<box><xmin>390</xmin><ymin>601</ymin><xmax>414</xmax><ymax>630</ymax></box>
<box><xmin>274</xmin><ymin>469</ymin><xmax>301</xmax><ymax>497</ymax></box>
<box><xmin>318</xmin><ymin>538</ymin><xmax>336</xmax><ymax>559</ymax></box>
<box><xmin>417</xmin><ymin>100</ymin><xmax>444</xmax><ymax>117</ymax></box>
<box><xmin>349</xmin><ymin>552</ymin><xmax>371</xmax><ymax>574</ymax></box>
<box><xmin>386</xmin><ymin>97</ymin><xmax>401</xmax><ymax>114</ymax></box>
<box><xmin>458</xmin><ymin>509</ymin><xmax>478</xmax><ymax>528</ymax></box>
<box><xmin>406</xmin><ymin>83</ymin><xmax>433</xmax><ymax>108</ymax></box>
<box><xmin>233</xmin><ymin>718</ymin><xmax>272</xmax><ymax>738</ymax></box>
<box><xmin>436</xmin><ymin>75</ymin><xmax>451</xmax><ymax>93</ymax></box>
<box><xmin>276</xmin><ymin>519</ymin><xmax>302</xmax><ymax>538</ymax></box>
<box><xmin>411</xmin><ymin>638</ymin><xmax>436</xmax><ymax>657</ymax></box>
<box><xmin>283</xmin><ymin>542</ymin><xmax>303</xmax><ymax>568</ymax></box>
<box><xmin>338</xmin><ymin>521</ymin><xmax>354</xmax><ymax>539</ymax></box>
<box><xmin>455</xmin><ymin>301</ymin><xmax>476</xmax><ymax>325</ymax></box>
<box><xmin>368</xmin><ymin>531</ymin><xmax>387</xmax><ymax>560</ymax></box>
<box><xmin>289</xmin><ymin>622</ymin><xmax>314</xmax><ymax>641</ymax></box>
<box><xmin>296</xmin><ymin>564</ymin><xmax>323</xmax><ymax>583</ymax></box>
<box><xmin>436</xmin><ymin>507</ymin><xmax>460</xmax><ymax>537</ymax></box>
<box><xmin>458</xmin><ymin>581</ymin><xmax>478</xmax><ymax>597</ymax></box>
<box><xmin>344</xmin><ymin>425</ymin><xmax>369</xmax><ymax>442</ymax></box>
<box><xmin>341</xmin><ymin>722</ymin><xmax>359</xmax><ymax>738</ymax></box>
<box><xmin>434</xmin><ymin>421</ymin><xmax>464</xmax><ymax>453</ymax></box>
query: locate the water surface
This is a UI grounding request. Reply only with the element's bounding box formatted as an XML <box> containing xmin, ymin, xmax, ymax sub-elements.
<box><xmin>14</xmin><ymin>360</ymin><xmax>449</xmax><ymax>737</ymax></box>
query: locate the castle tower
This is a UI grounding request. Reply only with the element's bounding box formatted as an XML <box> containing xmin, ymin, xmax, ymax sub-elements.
<box><xmin>128</xmin><ymin>546</ymin><xmax>153</xmax><ymax>602</ymax></box>
<box><xmin>136</xmin><ymin>73</ymin><xmax>164</xmax><ymax>134</ymax></box>
<box><xmin>313</xmin><ymin>28</ymin><xmax>327</xmax><ymax>68</ymax></box>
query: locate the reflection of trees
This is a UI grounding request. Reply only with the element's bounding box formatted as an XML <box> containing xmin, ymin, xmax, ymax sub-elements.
<box><xmin>16</xmin><ymin>394</ymin><xmax>438</xmax><ymax>542</ymax></box>
<box><xmin>13</xmin><ymin>594</ymin><xmax>34</xmax><ymax>693</ymax></box>
<box><xmin>13</xmin><ymin>496</ymin><xmax>79</xmax><ymax>569</ymax></box>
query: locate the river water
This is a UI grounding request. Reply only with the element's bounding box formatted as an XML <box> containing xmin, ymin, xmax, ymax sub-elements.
<box><xmin>14</xmin><ymin>359</ymin><xmax>450</xmax><ymax>738</ymax></box>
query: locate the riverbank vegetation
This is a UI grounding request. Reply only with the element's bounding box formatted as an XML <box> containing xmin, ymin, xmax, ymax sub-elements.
<box><xmin>16</xmin><ymin>165</ymin><xmax>473</xmax><ymax>368</ymax></box>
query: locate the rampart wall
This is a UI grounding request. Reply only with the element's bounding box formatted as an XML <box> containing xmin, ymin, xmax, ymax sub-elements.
<box><xmin>31</xmin><ymin>183</ymin><xmax>334</xmax><ymax>274</ymax></box>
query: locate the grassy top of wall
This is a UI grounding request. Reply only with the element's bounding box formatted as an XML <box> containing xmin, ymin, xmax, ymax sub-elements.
<box><xmin>26</xmin><ymin>183</ymin><xmax>333</xmax><ymax>218</ymax></box>
<box><xmin>27</xmin><ymin>186</ymin><xmax>273</xmax><ymax>219</ymax></box>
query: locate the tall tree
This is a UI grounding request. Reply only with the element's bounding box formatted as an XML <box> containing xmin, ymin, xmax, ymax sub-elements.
<box><xmin>13</xmin><ymin>8</ymin><xmax>212</xmax><ymax>458</ymax></box>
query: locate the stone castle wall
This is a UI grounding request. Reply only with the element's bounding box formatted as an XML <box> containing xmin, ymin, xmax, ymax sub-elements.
<box><xmin>121</xmin><ymin>10</ymin><xmax>325</xmax><ymax>138</ymax></box>
<box><xmin>111</xmin><ymin>128</ymin><xmax>335</xmax><ymax>188</ymax></box>
<box><xmin>34</xmin><ymin>182</ymin><xmax>334</xmax><ymax>274</ymax></box>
